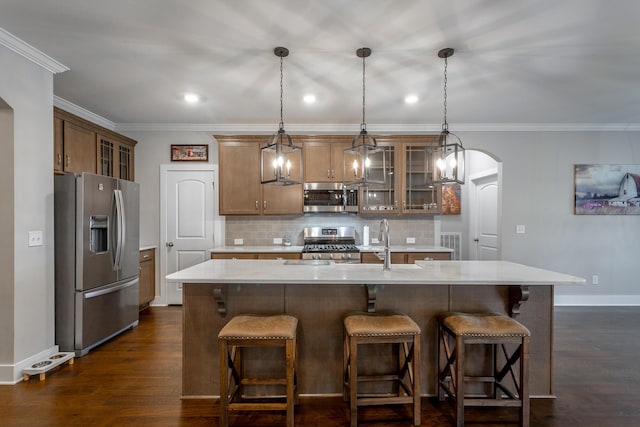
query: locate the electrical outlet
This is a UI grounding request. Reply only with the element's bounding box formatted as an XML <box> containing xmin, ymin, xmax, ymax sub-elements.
<box><xmin>406</xmin><ymin>237</ymin><xmax>416</xmax><ymax>244</ymax></box>
<box><xmin>28</xmin><ymin>231</ymin><xmax>44</xmax><ymax>247</ymax></box>
<box><xmin>592</xmin><ymin>275</ymin><xmax>599</xmax><ymax>285</ymax></box>
<box><xmin>371</xmin><ymin>238</ymin><xmax>379</xmax><ymax>244</ymax></box>
<box><xmin>233</xmin><ymin>238</ymin><xmax>244</xmax><ymax>245</ymax></box>
<box><xmin>273</xmin><ymin>237</ymin><xmax>283</xmax><ymax>245</ymax></box>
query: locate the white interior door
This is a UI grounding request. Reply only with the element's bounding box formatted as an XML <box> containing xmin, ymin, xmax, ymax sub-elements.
<box><xmin>160</xmin><ymin>164</ymin><xmax>221</xmax><ymax>305</ymax></box>
<box><xmin>470</xmin><ymin>172</ymin><xmax>499</xmax><ymax>260</ymax></box>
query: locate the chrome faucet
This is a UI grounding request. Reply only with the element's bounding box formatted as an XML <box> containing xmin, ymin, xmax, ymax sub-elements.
<box><xmin>377</xmin><ymin>219</ymin><xmax>391</xmax><ymax>271</ymax></box>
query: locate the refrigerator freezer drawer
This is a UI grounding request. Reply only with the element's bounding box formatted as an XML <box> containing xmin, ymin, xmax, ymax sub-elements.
<box><xmin>73</xmin><ymin>277</ymin><xmax>139</xmax><ymax>356</ymax></box>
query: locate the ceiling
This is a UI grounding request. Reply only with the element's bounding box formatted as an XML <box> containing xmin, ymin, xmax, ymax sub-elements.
<box><xmin>1</xmin><ymin>0</ymin><xmax>640</xmax><ymax>130</ymax></box>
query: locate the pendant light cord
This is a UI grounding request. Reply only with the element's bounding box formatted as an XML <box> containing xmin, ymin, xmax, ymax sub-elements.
<box><xmin>279</xmin><ymin>55</ymin><xmax>284</xmax><ymax>131</ymax></box>
<box><xmin>361</xmin><ymin>53</ymin><xmax>366</xmax><ymax>132</ymax></box>
<box><xmin>442</xmin><ymin>55</ymin><xmax>448</xmax><ymax>132</ymax></box>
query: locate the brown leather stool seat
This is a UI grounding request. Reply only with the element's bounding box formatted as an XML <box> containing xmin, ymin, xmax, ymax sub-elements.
<box><xmin>437</xmin><ymin>312</ymin><xmax>530</xmax><ymax>427</ymax></box>
<box><xmin>218</xmin><ymin>314</ymin><xmax>298</xmax><ymax>427</ymax></box>
<box><xmin>343</xmin><ymin>312</ymin><xmax>421</xmax><ymax>427</ymax></box>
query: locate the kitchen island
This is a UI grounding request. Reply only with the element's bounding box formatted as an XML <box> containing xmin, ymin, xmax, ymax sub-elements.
<box><xmin>166</xmin><ymin>260</ymin><xmax>584</xmax><ymax>398</ymax></box>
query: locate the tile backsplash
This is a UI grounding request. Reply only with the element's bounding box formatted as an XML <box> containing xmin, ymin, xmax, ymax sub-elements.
<box><xmin>224</xmin><ymin>214</ymin><xmax>435</xmax><ymax>246</ymax></box>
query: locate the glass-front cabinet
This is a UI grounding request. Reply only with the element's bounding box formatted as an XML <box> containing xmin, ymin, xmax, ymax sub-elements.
<box><xmin>359</xmin><ymin>141</ymin><xmax>399</xmax><ymax>213</ymax></box>
<box><xmin>401</xmin><ymin>137</ymin><xmax>441</xmax><ymax>214</ymax></box>
<box><xmin>97</xmin><ymin>134</ymin><xmax>134</xmax><ymax>181</ymax></box>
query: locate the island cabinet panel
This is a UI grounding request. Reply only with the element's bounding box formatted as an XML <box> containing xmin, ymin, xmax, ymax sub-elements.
<box><xmin>181</xmin><ymin>282</ymin><xmax>553</xmax><ymax>398</ymax></box>
<box><xmin>217</xmin><ymin>136</ymin><xmax>302</xmax><ymax>215</ymax></box>
<box><xmin>182</xmin><ymin>283</ymin><xmax>286</xmax><ymax>397</ymax></box>
<box><xmin>449</xmin><ymin>284</ymin><xmax>553</xmax><ymax>396</ymax></box>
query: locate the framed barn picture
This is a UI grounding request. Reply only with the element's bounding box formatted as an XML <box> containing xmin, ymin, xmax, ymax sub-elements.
<box><xmin>171</xmin><ymin>144</ymin><xmax>208</xmax><ymax>161</ymax></box>
<box><xmin>574</xmin><ymin>164</ymin><xmax>640</xmax><ymax>215</ymax></box>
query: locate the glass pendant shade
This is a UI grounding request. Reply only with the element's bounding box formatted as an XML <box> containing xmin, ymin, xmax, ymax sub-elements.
<box><xmin>260</xmin><ymin>46</ymin><xmax>303</xmax><ymax>185</ymax></box>
<box><xmin>260</xmin><ymin>129</ymin><xmax>303</xmax><ymax>185</ymax></box>
<box><xmin>426</xmin><ymin>129</ymin><xmax>465</xmax><ymax>185</ymax></box>
<box><xmin>343</xmin><ymin>130</ymin><xmax>386</xmax><ymax>187</ymax></box>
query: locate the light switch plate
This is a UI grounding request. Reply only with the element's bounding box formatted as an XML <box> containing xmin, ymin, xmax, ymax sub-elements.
<box><xmin>28</xmin><ymin>231</ymin><xmax>44</xmax><ymax>247</ymax></box>
<box><xmin>406</xmin><ymin>237</ymin><xmax>416</xmax><ymax>244</ymax></box>
<box><xmin>516</xmin><ymin>225</ymin><xmax>526</xmax><ymax>234</ymax></box>
<box><xmin>273</xmin><ymin>237</ymin><xmax>283</xmax><ymax>245</ymax></box>
<box><xmin>233</xmin><ymin>238</ymin><xmax>244</xmax><ymax>245</ymax></box>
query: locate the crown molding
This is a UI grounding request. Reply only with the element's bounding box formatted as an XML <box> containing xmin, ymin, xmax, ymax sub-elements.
<box><xmin>115</xmin><ymin>122</ymin><xmax>640</xmax><ymax>133</ymax></box>
<box><xmin>0</xmin><ymin>27</ymin><xmax>68</xmax><ymax>74</ymax></box>
<box><xmin>53</xmin><ymin>97</ymin><xmax>640</xmax><ymax>133</ymax></box>
<box><xmin>54</xmin><ymin>96</ymin><xmax>116</xmax><ymax>131</ymax></box>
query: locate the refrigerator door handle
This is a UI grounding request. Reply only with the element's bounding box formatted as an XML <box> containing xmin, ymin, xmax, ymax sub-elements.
<box><xmin>84</xmin><ymin>278</ymin><xmax>138</xmax><ymax>299</ymax></box>
<box><xmin>113</xmin><ymin>189</ymin><xmax>125</xmax><ymax>270</ymax></box>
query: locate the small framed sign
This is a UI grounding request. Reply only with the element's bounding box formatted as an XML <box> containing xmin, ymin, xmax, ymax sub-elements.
<box><xmin>171</xmin><ymin>144</ymin><xmax>209</xmax><ymax>161</ymax></box>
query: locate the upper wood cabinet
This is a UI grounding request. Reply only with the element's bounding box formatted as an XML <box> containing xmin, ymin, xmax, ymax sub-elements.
<box><xmin>303</xmin><ymin>137</ymin><xmax>353</xmax><ymax>182</ymax></box>
<box><xmin>358</xmin><ymin>138</ymin><xmax>400</xmax><ymax>214</ymax></box>
<box><xmin>216</xmin><ymin>135</ymin><xmax>303</xmax><ymax>215</ymax></box>
<box><xmin>54</xmin><ymin>107</ymin><xmax>136</xmax><ymax>180</ymax></box>
<box><xmin>400</xmin><ymin>136</ymin><xmax>442</xmax><ymax>214</ymax></box>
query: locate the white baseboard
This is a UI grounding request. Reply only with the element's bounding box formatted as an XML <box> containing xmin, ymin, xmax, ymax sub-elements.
<box><xmin>555</xmin><ymin>295</ymin><xmax>640</xmax><ymax>306</ymax></box>
<box><xmin>0</xmin><ymin>345</ymin><xmax>60</xmax><ymax>384</ymax></box>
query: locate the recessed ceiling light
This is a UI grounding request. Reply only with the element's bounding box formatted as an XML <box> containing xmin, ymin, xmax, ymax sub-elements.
<box><xmin>184</xmin><ymin>93</ymin><xmax>200</xmax><ymax>103</ymax></box>
<box><xmin>303</xmin><ymin>94</ymin><xmax>316</xmax><ymax>104</ymax></box>
<box><xmin>404</xmin><ymin>94</ymin><xmax>418</xmax><ymax>104</ymax></box>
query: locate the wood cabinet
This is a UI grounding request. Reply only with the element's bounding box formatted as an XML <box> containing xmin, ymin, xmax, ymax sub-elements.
<box><xmin>361</xmin><ymin>251</ymin><xmax>451</xmax><ymax>264</ymax></box>
<box><xmin>139</xmin><ymin>248</ymin><xmax>156</xmax><ymax>310</ymax></box>
<box><xmin>303</xmin><ymin>137</ymin><xmax>354</xmax><ymax>182</ymax></box>
<box><xmin>211</xmin><ymin>252</ymin><xmax>301</xmax><ymax>260</ymax></box>
<box><xmin>97</xmin><ymin>134</ymin><xmax>134</xmax><ymax>180</ymax></box>
<box><xmin>216</xmin><ymin>136</ymin><xmax>302</xmax><ymax>215</ymax></box>
<box><xmin>400</xmin><ymin>136</ymin><xmax>441</xmax><ymax>214</ymax></box>
<box><xmin>54</xmin><ymin>107</ymin><xmax>136</xmax><ymax>180</ymax></box>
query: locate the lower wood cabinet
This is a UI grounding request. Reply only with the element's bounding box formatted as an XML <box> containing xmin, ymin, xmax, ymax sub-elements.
<box><xmin>361</xmin><ymin>251</ymin><xmax>451</xmax><ymax>264</ymax></box>
<box><xmin>211</xmin><ymin>252</ymin><xmax>301</xmax><ymax>260</ymax></box>
<box><xmin>139</xmin><ymin>248</ymin><xmax>156</xmax><ymax>310</ymax></box>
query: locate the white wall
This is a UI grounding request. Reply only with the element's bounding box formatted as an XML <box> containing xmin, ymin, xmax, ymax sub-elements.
<box><xmin>459</xmin><ymin>131</ymin><xmax>640</xmax><ymax>305</ymax></box>
<box><xmin>0</xmin><ymin>45</ymin><xmax>56</xmax><ymax>383</ymax></box>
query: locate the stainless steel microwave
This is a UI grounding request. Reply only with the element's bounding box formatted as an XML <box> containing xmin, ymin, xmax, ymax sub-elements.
<box><xmin>303</xmin><ymin>183</ymin><xmax>358</xmax><ymax>213</ymax></box>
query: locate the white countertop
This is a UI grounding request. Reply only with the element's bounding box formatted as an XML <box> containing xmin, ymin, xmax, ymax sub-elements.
<box><xmin>140</xmin><ymin>245</ymin><xmax>157</xmax><ymax>251</ymax></box>
<box><xmin>166</xmin><ymin>259</ymin><xmax>585</xmax><ymax>286</ymax></box>
<box><xmin>359</xmin><ymin>245</ymin><xmax>453</xmax><ymax>253</ymax></box>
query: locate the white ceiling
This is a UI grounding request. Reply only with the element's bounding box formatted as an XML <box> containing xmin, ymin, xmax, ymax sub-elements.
<box><xmin>1</xmin><ymin>0</ymin><xmax>640</xmax><ymax>130</ymax></box>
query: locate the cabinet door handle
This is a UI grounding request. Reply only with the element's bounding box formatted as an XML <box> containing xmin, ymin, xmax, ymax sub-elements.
<box><xmin>263</xmin><ymin>200</ymin><xmax>267</xmax><ymax>209</ymax></box>
<box><xmin>327</xmin><ymin>169</ymin><xmax>331</xmax><ymax>178</ymax></box>
<box><xmin>255</xmin><ymin>200</ymin><xmax>259</xmax><ymax>210</ymax></box>
<box><xmin>57</xmin><ymin>153</ymin><xmax>62</xmax><ymax>166</ymax></box>
<box><xmin>66</xmin><ymin>155</ymin><xmax>70</xmax><ymax>167</ymax></box>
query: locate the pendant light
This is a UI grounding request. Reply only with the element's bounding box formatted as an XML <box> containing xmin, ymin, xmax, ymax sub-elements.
<box><xmin>426</xmin><ymin>48</ymin><xmax>465</xmax><ymax>185</ymax></box>
<box><xmin>260</xmin><ymin>47</ymin><xmax>303</xmax><ymax>185</ymax></box>
<box><xmin>343</xmin><ymin>47</ymin><xmax>385</xmax><ymax>187</ymax></box>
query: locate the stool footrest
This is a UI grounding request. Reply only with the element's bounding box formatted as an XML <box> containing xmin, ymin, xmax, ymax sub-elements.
<box><xmin>240</xmin><ymin>378</ymin><xmax>288</xmax><ymax>386</ymax></box>
<box><xmin>358</xmin><ymin>396</ymin><xmax>415</xmax><ymax>406</ymax></box>
<box><xmin>228</xmin><ymin>402</ymin><xmax>288</xmax><ymax>411</ymax></box>
<box><xmin>463</xmin><ymin>399</ymin><xmax>524</xmax><ymax>408</ymax></box>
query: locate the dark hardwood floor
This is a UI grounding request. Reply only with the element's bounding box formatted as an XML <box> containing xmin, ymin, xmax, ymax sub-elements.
<box><xmin>1</xmin><ymin>306</ymin><xmax>639</xmax><ymax>426</ymax></box>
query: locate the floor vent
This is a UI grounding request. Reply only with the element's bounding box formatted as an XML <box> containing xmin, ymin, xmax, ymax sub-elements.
<box><xmin>440</xmin><ymin>232</ymin><xmax>461</xmax><ymax>260</ymax></box>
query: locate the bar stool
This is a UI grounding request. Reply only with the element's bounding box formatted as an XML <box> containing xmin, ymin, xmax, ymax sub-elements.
<box><xmin>437</xmin><ymin>312</ymin><xmax>530</xmax><ymax>427</ymax></box>
<box><xmin>343</xmin><ymin>312</ymin><xmax>421</xmax><ymax>427</ymax></box>
<box><xmin>218</xmin><ymin>314</ymin><xmax>298</xmax><ymax>427</ymax></box>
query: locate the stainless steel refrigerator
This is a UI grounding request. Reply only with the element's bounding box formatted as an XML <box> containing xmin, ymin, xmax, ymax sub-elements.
<box><xmin>54</xmin><ymin>172</ymin><xmax>140</xmax><ymax>356</ymax></box>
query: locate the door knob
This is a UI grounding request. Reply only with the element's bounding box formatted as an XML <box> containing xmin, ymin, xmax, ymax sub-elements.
<box><xmin>166</xmin><ymin>242</ymin><xmax>174</xmax><ymax>247</ymax></box>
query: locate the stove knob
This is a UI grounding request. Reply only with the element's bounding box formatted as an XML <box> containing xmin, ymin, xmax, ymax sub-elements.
<box><xmin>312</xmin><ymin>254</ymin><xmax>318</xmax><ymax>260</ymax></box>
<box><xmin>329</xmin><ymin>254</ymin><xmax>334</xmax><ymax>260</ymax></box>
<box><xmin>345</xmin><ymin>253</ymin><xmax>352</xmax><ymax>259</ymax></box>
